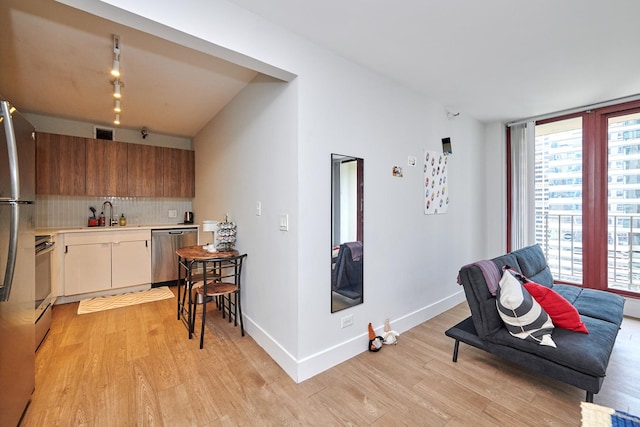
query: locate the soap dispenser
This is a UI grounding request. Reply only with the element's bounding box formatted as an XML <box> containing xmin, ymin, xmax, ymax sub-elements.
<box><xmin>99</xmin><ymin>211</ymin><xmax>105</xmax><ymax>226</ymax></box>
<box><xmin>119</xmin><ymin>213</ymin><xmax>127</xmax><ymax>226</ymax></box>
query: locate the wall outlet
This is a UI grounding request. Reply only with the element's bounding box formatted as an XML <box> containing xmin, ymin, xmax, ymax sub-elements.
<box><xmin>168</xmin><ymin>209</ymin><xmax>177</xmax><ymax>218</ymax></box>
<box><xmin>340</xmin><ymin>314</ymin><xmax>354</xmax><ymax>328</ymax></box>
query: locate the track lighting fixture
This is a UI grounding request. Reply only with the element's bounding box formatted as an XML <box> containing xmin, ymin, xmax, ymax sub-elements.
<box><xmin>109</xmin><ymin>35</ymin><xmax>123</xmax><ymax>125</ymax></box>
<box><xmin>111</xmin><ymin>35</ymin><xmax>121</xmax><ymax>77</ymax></box>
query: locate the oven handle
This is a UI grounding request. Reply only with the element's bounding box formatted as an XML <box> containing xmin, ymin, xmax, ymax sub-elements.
<box><xmin>36</xmin><ymin>243</ymin><xmax>55</xmax><ymax>257</ymax></box>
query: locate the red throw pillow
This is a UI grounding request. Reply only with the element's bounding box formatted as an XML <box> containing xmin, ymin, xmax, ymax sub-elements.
<box><xmin>523</xmin><ymin>282</ymin><xmax>589</xmax><ymax>334</ymax></box>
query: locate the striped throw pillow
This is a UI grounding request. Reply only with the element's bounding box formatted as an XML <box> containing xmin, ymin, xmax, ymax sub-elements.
<box><xmin>496</xmin><ymin>269</ymin><xmax>556</xmax><ymax>347</ymax></box>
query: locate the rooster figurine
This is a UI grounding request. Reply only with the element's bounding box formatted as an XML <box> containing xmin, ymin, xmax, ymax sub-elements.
<box><xmin>382</xmin><ymin>318</ymin><xmax>399</xmax><ymax>345</ymax></box>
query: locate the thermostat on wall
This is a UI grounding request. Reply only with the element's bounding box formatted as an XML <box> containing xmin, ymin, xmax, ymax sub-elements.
<box><xmin>442</xmin><ymin>137</ymin><xmax>453</xmax><ymax>155</ymax></box>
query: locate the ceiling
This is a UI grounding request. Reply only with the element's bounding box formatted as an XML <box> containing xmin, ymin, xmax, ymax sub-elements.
<box><xmin>0</xmin><ymin>0</ymin><xmax>258</xmax><ymax>138</ymax></box>
<box><xmin>226</xmin><ymin>0</ymin><xmax>640</xmax><ymax>123</ymax></box>
<box><xmin>3</xmin><ymin>1</ymin><xmax>640</xmax><ymax>138</ymax></box>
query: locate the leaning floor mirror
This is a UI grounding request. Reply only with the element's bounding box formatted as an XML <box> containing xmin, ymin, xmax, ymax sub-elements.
<box><xmin>331</xmin><ymin>153</ymin><xmax>364</xmax><ymax>313</ymax></box>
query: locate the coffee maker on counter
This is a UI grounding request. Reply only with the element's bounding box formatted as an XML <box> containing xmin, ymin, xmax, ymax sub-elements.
<box><xmin>183</xmin><ymin>211</ymin><xmax>194</xmax><ymax>224</ymax></box>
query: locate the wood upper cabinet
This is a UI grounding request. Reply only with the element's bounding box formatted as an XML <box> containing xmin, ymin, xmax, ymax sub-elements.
<box><xmin>36</xmin><ymin>133</ymin><xmax>86</xmax><ymax>195</ymax></box>
<box><xmin>36</xmin><ymin>132</ymin><xmax>194</xmax><ymax>198</ymax></box>
<box><xmin>85</xmin><ymin>139</ymin><xmax>128</xmax><ymax>196</ymax></box>
<box><xmin>162</xmin><ymin>147</ymin><xmax>195</xmax><ymax>198</ymax></box>
<box><xmin>127</xmin><ymin>143</ymin><xmax>164</xmax><ymax>197</ymax></box>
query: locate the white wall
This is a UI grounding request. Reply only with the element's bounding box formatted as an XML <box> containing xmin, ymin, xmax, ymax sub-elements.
<box><xmin>74</xmin><ymin>0</ymin><xmax>496</xmax><ymax>382</ymax></box>
<box><xmin>293</xmin><ymin>53</ymin><xmax>487</xmax><ymax>380</ymax></box>
<box><xmin>193</xmin><ymin>74</ymin><xmax>300</xmax><ymax>367</ymax></box>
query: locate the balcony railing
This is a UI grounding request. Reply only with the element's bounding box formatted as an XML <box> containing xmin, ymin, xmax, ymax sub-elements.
<box><xmin>536</xmin><ymin>214</ymin><xmax>640</xmax><ymax>292</ymax></box>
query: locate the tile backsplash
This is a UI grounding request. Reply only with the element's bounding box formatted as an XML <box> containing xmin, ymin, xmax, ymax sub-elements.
<box><xmin>36</xmin><ymin>195</ymin><xmax>193</xmax><ymax>229</ymax></box>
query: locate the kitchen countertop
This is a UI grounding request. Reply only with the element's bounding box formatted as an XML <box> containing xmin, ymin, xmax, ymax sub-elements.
<box><xmin>37</xmin><ymin>223</ymin><xmax>199</xmax><ymax>235</ymax></box>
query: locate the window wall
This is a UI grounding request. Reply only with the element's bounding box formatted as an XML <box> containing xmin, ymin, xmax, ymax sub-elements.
<box><xmin>510</xmin><ymin>99</ymin><xmax>640</xmax><ymax>295</ymax></box>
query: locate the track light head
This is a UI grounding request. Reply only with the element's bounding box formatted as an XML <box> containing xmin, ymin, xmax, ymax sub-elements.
<box><xmin>112</xmin><ymin>80</ymin><xmax>122</xmax><ymax>98</ymax></box>
<box><xmin>111</xmin><ymin>59</ymin><xmax>120</xmax><ymax>77</ymax></box>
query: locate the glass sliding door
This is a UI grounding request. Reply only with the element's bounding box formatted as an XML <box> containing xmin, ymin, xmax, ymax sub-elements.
<box><xmin>534</xmin><ymin>117</ymin><xmax>584</xmax><ymax>283</ymax></box>
<box><xmin>607</xmin><ymin>111</ymin><xmax>640</xmax><ymax>292</ymax></box>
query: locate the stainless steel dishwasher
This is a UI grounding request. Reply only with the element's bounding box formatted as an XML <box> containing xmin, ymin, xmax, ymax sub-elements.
<box><xmin>151</xmin><ymin>227</ymin><xmax>198</xmax><ymax>286</ymax></box>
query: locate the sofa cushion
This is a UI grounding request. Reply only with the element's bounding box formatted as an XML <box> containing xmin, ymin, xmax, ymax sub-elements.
<box><xmin>549</xmin><ymin>283</ymin><xmax>582</xmax><ymax>304</ymax></box>
<box><xmin>488</xmin><ymin>315</ymin><xmax>620</xmax><ymax>378</ymax></box>
<box><xmin>523</xmin><ymin>282</ymin><xmax>588</xmax><ymax>333</ymax></box>
<box><xmin>458</xmin><ymin>264</ymin><xmax>504</xmax><ymax>340</ymax></box>
<box><xmin>512</xmin><ymin>244</ymin><xmax>555</xmax><ymax>287</ymax></box>
<box><xmin>491</xmin><ymin>253</ymin><xmax>520</xmax><ymax>277</ymax></box>
<box><xmin>552</xmin><ymin>284</ymin><xmax>625</xmax><ymax>326</ymax></box>
<box><xmin>496</xmin><ymin>270</ymin><xmax>556</xmax><ymax>347</ymax></box>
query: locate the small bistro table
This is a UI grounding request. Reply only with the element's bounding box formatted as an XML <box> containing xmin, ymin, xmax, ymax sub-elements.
<box><xmin>175</xmin><ymin>246</ymin><xmax>239</xmax><ymax>344</ymax></box>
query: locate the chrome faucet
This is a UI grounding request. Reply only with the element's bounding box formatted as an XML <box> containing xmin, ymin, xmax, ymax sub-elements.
<box><xmin>102</xmin><ymin>201</ymin><xmax>117</xmax><ymax>226</ymax></box>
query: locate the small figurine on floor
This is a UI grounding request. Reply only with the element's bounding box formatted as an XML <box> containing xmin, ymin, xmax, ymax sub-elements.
<box><xmin>368</xmin><ymin>322</ymin><xmax>384</xmax><ymax>352</ymax></box>
<box><xmin>382</xmin><ymin>318</ymin><xmax>399</xmax><ymax>345</ymax></box>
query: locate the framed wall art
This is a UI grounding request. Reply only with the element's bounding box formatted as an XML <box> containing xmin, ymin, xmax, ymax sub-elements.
<box><xmin>424</xmin><ymin>150</ymin><xmax>449</xmax><ymax>215</ymax></box>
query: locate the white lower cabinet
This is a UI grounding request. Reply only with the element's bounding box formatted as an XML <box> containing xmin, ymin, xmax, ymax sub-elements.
<box><xmin>64</xmin><ymin>242</ymin><xmax>111</xmax><ymax>295</ymax></box>
<box><xmin>112</xmin><ymin>240</ymin><xmax>151</xmax><ymax>289</ymax></box>
<box><xmin>62</xmin><ymin>230</ymin><xmax>151</xmax><ymax>296</ymax></box>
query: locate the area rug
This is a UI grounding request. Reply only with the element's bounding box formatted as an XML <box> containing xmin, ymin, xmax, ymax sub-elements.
<box><xmin>77</xmin><ymin>286</ymin><xmax>174</xmax><ymax>315</ymax></box>
<box><xmin>581</xmin><ymin>402</ymin><xmax>640</xmax><ymax>427</ymax></box>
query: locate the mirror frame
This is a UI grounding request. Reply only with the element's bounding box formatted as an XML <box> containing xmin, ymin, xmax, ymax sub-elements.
<box><xmin>331</xmin><ymin>153</ymin><xmax>364</xmax><ymax>313</ymax></box>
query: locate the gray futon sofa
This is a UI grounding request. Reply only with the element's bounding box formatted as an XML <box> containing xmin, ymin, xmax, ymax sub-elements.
<box><xmin>446</xmin><ymin>244</ymin><xmax>625</xmax><ymax>402</ymax></box>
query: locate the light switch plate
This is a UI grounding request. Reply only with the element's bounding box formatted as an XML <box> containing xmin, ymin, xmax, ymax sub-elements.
<box><xmin>256</xmin><ymin>201</ymin><xmax>262</xmax><ymax>216</ymax></box>
<box><xmin>279</xmin><ymin>214</ymin><xmax>288</xmax><ymax>231</ymax></box>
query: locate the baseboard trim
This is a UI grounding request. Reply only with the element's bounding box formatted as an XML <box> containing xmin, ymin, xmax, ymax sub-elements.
<box><xmin>623</xmin><ymin>296</ymin><xmax>640</xmax><ymax>319</ymax></box>
<box><xmin>244</xmin><ymin>290</ymin><xmax>466</xmax><ymax>383</ymax></box>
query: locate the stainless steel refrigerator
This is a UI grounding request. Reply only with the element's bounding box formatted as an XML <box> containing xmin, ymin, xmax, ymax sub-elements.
<box><xmin>0</xmin><ymin>97</ymin><xmax>36</xmax><ymax>426</ymax></box>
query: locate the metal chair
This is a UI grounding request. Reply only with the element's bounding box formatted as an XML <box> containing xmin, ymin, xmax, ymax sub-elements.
<box><xmin>191</xmin><ymin>253</ymin><xmax>247</xmax><ymax>348</ymax></box>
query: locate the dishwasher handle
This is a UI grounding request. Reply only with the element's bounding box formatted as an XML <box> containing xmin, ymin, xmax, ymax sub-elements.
<box><xmin>152</xmin><ymin>228</ymin><xmax>197</xmax><ymax>235</ymax></box>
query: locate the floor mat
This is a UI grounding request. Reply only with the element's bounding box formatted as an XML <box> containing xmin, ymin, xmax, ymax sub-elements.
<box><xmin>77</xmin><ymin>286</ymin><xmax>174</xmax><ymax>314</ymax></box>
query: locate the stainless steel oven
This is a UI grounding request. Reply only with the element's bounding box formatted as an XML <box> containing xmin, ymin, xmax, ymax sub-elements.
<box><xmin>35</xmin><ymin>234</ymin><xmax>54</xmax><ymax>351</ymax></box>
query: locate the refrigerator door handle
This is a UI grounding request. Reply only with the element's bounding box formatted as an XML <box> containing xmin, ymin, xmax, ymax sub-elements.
<box><xmin>1</xmin><ymin>101</ymin><xmax>20</xmax><ymax>200</ymax></box>
<box><xmin>0</xmin><ymin>203</ymin><xmax>19</xmax><ymax>301</ymax></box>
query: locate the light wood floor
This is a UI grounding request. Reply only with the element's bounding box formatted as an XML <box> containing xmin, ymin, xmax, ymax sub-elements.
<box><xmin>22</xmin><ymin>289</ymin><xmax>640</xmax><ymax>426</ymax></box>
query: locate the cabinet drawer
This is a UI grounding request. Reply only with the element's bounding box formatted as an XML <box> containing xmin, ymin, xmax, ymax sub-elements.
<box><xmin>64</xmin><ymin>232</ymin><xmax>113</xmax><ymax>245</ymax></box>
<box><xmin>64</xmin><ymin>229</ymin><xmax>151</xmax><ymax>246</ymax></box>
<box><xmin>110</xmin><ymin>230</ymin><xmax>151</xmax><ymax>243</ymax></box>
